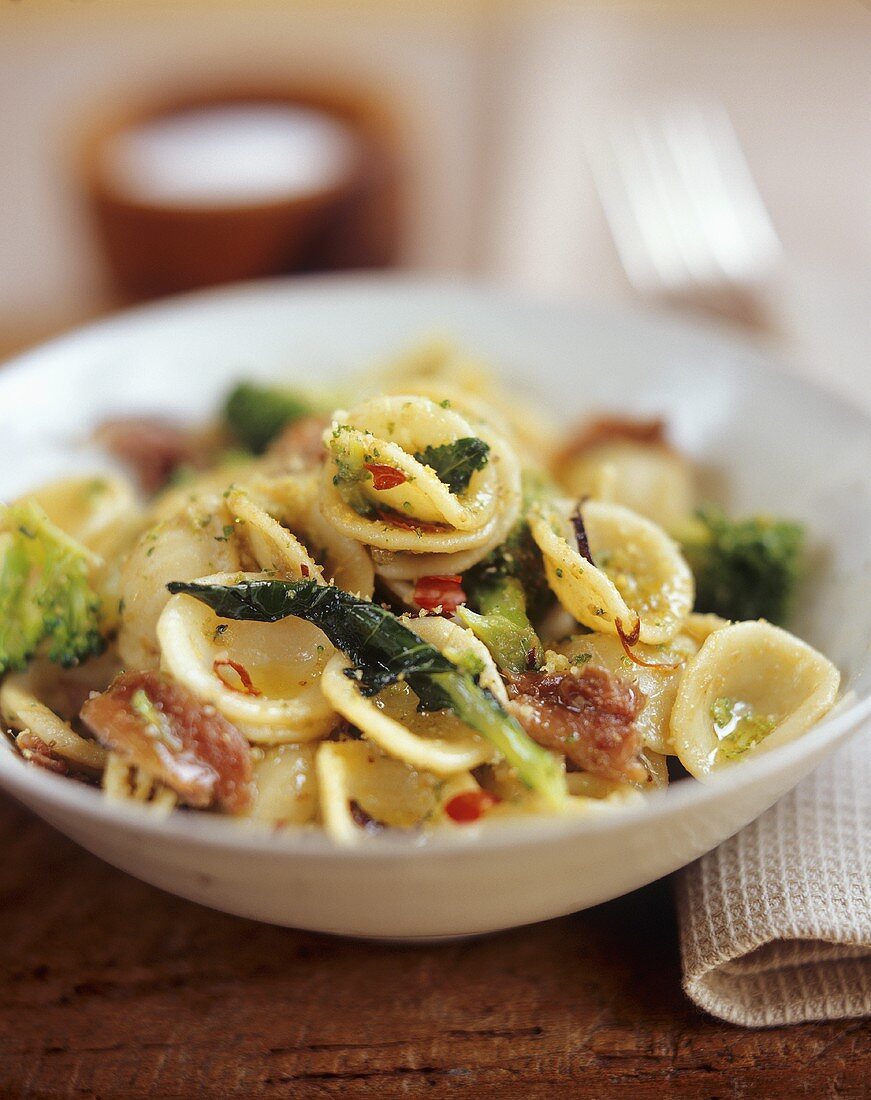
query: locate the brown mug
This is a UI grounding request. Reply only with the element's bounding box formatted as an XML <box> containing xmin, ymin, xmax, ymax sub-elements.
<box><xmin>80</xmin><ymin>83</ymin><xmax>402</xmax><ymax>302</ymax></box>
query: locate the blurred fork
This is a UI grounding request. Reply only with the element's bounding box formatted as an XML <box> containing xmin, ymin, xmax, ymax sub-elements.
<box><xmin>586</xmin><ymin>100</ymin><xmax>782</xmax><ymax>329</ymax></box>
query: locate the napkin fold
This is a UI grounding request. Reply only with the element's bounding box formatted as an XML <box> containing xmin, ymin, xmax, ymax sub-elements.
<box><xmin>677</xmin><ymin>731</ymin><xmax>871</xmax><ymax>1026</ymax></box>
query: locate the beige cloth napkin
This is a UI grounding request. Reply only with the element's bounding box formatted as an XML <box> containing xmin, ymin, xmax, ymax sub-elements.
<box><xmin>676</xmin><ymin>731</ymin><xmax>870</xmax><ymax>1026</ymax></box>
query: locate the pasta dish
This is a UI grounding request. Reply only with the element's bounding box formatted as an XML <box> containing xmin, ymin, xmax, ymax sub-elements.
<box><xmin>0</xmin><ymin>343</ymin><xmax>840</xmax><ymax>843</ymax></box>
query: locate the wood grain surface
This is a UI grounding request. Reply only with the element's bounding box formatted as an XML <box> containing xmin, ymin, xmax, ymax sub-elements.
<box><xmin>0</xmin><ymin>795</ymin><xmax>867</xmax><ymax>1099</ymax></box>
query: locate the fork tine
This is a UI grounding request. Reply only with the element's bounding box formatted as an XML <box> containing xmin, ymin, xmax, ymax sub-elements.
<box><xmin>663</xmin><ymin>102</ymin><xmax>781</xmax><ymax>283</ymax></box>
<box><xmin>633</xmin><ymin>112</ymin><xmax>724</xmax><ymax>287</ymax></box>
<box><xmin>588</xmin><ymin>100</ymin><xmax>781</xmax><ymax>309</ymax></box>
<box><xmin>587</xmin><ymin>118</ymin><xmax>687</xmax><ymax>293</ymax></box>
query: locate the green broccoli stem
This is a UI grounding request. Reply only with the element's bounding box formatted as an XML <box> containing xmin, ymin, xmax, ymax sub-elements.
<box><xmin>458</xmin><ymin>575</ymin><xmax>543</xmax><ymax>675</ymax></box>
<box><xmin>167</xmin><ymin>578</ymin><xmax>566</xmax><ymax>807</ymax></box>
<box><xmin>428</xmin><ymin>669</ymin><xmax>561</xmax><ymax>803</ymax></box>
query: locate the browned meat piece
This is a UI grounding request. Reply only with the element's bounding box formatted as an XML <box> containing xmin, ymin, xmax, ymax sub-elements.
<box><xmin>15</xmin><ymin>731</ymin><xmax>70</xmax><ymax>776</ymax></box>
<box><xmin>556</xmin><ymin>416</ymin><xmax>669</xmax><ymax>465</ymax></box>
<box><xmin>505</xmin><ymin>665</ymin><xmax>647</xmax><ymax>785</ymax></box>
<box><xmin>95</xmin><ymin>417</ymin><xmax>207</xmax><ymax>493</ymax></box>
<box><xmin>81</xmin><ymin>671</ymin><xmax>252</xmax><ymax>812</ymax></box>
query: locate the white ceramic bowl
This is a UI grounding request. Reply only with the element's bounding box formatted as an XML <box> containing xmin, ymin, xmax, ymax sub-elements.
<box><xmin>1</xmin><ymin>276</ymin><xmax>869</xmax><ymax>939</ymax></box>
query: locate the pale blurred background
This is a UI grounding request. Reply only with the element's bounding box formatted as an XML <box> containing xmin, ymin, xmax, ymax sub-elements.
<box><xmin>2</xmin><ymin>0</ymin><xmax>869</xmax><ymax>402</ymax></box>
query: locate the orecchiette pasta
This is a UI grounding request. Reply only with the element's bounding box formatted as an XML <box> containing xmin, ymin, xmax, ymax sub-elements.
<box><xmin>117</xmin><ymin>498</ymin><xmax>243</xmax><ymax>669</ymax></box>
<box><xmin>320</xmin><ymin>394</ymin><xmax>521</xmax><ymax>557</ymax></box>
<box><xmin>157</xmin><ymin>572</ymin><xmax>338</xmax><ymax>742</ymax></box>
<box><xmin>316</xmin><ymin>739</ymin><xmax>446</xmax><ymax>844</ymax></box>
<box><xmin>1</xmin><ymin>676</ymin><xmax>107</xmax><ymax>773</ymax></box>
<box><xmin>22</xmin><ymin>475</ymin><xmax>143</xmax><ymax>560</ymax></box>
<box><xmin>669</xmin><ymin>620</ymin><xmax>840</xmax><ymax>778</ymax></box>
<box><xmin>558</xmin><ymin>441</ymin><xmax>695</xmax><ymax>531</ymax></box>
<box><xmin>530</xmin><ymin>500</ymin><xmax>694</xmax><ymax>644</ymax></box>
<box><xmin>248</xmin><ymin>742</ymin><xmax>319</xmax><ymax>826</ymax></box>
<box><xmin>0</xmin><ymin>338</ymin><xmax>841</xmax><ymax>844</ymax></box>
<box><xmin>320</xmin><ymin>616</ymin><xmax>501</xmax><ymax>777</ymax></box>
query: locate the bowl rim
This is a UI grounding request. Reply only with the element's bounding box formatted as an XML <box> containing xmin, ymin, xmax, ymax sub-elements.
<box><xmin>1</xmin><ymin>272</ymin><xmax>869</xmax><ymax>860</ymax></box>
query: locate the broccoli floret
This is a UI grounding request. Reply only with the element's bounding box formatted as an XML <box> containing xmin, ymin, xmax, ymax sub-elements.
<box><xmin>676</xmin><ymin>506</ymin><xmax>804</xmax><ymax>625</ymax></box>
<box><xmin>223</xmin><ymin>381</ymin><xmax>318</xmax><ymax>453</ymax></box>
<box><xmin>0</xmin><ymin>501</ymin><xmax>105</xmax><ymax>674</ymax></box>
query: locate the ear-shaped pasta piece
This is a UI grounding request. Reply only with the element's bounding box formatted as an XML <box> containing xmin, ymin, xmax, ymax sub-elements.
<box><xmin>556</xmin><ymin>631</ymin><xmax>700</xmax><ymax>754</ymax></box>
<box><xmin>316</xmin><ymin>739</ymin><xmax>446</xmax><ymax>845</ymax></box>
<box><xmin>320</xmin><ymin>394</ymin><xmax>521</xmax><ymax>554</ymax></box>
<box><xmin>21</xmin><ymin>475</ymin><xmax>142</xmax><ymax>559</ymax></box>
<box><xmin>319</xmin><ymin>617</ymin><xmax>500</xmax><ymax>777</ymax></box>
<box><xmin>681</xmin><ymin>612</ymin><xmax>731</xmax><ymax>643</ymax></box>
<box><xmin>225</xmin><ymin>489</ymin><xmax>322</xmax><ymax>581</ymax></box>
<box><xmin>559</xmin><ymin>441</ymin><xmax>695</xmax><ymax>530</ymax></box>
<box><xmin>102</xmin><ymin>752</ymin><xmax>177</xmax><ymax>811</ymax></box>
<box><xmin>669</xmin><ymin>620</ymin><xmax>840</xmax><ymax>778</ymax></box>
<box><xmin>148</xmin><ymin>456</ymin><xmax>258</xmax><ymax>524</ymax></box>
<box><xmin>157</xmin><ymin>572</ymin><xmax>337</xmax><ymax>742</ymax></box>
<box><xmin>248</xmin><ymin>743</ymin><xmax>319</xmax><ymax>825</ymax></box>
<box><xmin>118</xmin><ymin>499</ymin><xmax>243</xmax><ymax>670</ymax></box>
<box><xmin>530</xmin><ymin>500</ymin><xmax>694</xmax><ymax>644</ymax></box>
<box><xmin>239</xmin><ymin>475</ymin><xmax>375</xmax><ymax>597</ymax></box>
<box><xmin>369</xmin><ymin>495</ymin><xmax>520</xmax><ymax>583</ymax></box>
<box><xmin>371</xmin><ymin>338</ymin><xmax>499</xmax><ymax>398</ymax></box>
<box><xmin>0</xmin><ymin>676</ymin><xmax>106</xmax><ymax>773</ymax></box>
<box><xmin>372</xmin><ymin>339</ymin><xmax>559</xmax><ymax>465</ymax></box>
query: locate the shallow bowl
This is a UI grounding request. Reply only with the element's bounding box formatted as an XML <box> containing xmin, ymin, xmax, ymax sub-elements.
<box><xmin>0</xmin><ymin>276</ymin><xmax>868</xmax><ymax>938</ymax></box>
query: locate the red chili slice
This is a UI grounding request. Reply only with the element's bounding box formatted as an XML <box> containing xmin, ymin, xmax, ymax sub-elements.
<box><xmin>364</xmin><ymin>463</ymin><xmax>408</xmax><ymax>490</ymax></box>
<box><xmin>213</xmin><ymin>658</ymin><xmax>262</xmax><ymax>696</ymax></box>
<box><xmin>412</xmin><ymin>575</ymin><xmax>467</xmax><ymax>615</ymax></box>
<box><xmin>445</xmin><ymin>790</ymin><xmax>500</xmax><ymax>823</ymax></box>
<box><xmin>375</xmin><ymin>508</ymin><xmax>452</xmax><ymax>533</ymax></box>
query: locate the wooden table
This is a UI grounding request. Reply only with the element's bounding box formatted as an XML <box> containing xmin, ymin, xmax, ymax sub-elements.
<box><xmin>1</xmin><ymin>797</ymin><xmax>867</xmax><ymax>1098</ymax></box>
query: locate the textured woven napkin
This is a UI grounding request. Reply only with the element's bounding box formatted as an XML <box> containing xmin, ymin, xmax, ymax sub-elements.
<box><xmin>676</xmin><ymin>730</ymin><xmax>870</xmax><ymax>1026</ymax></box>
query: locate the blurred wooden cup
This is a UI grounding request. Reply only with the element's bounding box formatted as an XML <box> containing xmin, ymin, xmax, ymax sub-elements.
<box><xmin>81</xmin><ymin>85</ymin><xmax>401</xmax><ymax>302</ymax></box>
